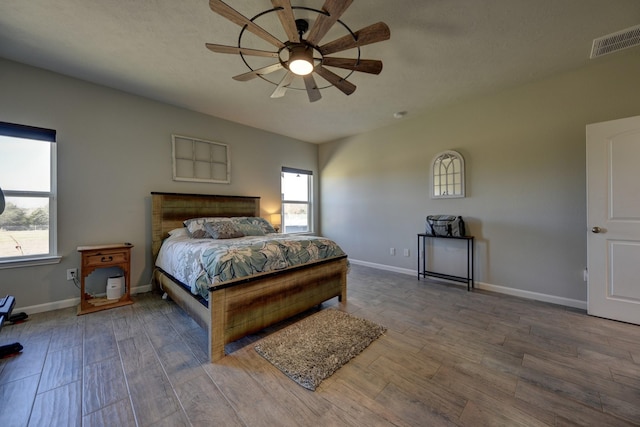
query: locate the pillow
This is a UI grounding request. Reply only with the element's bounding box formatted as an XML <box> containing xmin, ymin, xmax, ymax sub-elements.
<box><xmin>253</xmin><ymin>217</ymin><xmax>277</xmax><ymax>234</ymax></box>
<box><xmin>184</xmin><ymin>217</ymin><xmax>230</xmax><ymax>238</ymax></box>
<box><xmin>232</xmin><ymin>217</ymin><xmax>277</xmax><ymax>234</ymax></box>
<box><xmin>168</xmin><ymin>227</ymin><xmax>188</xmax><ymax>237</ymax></box>
<box><xmin>184</xmin><ymin>216</ymin><xmax>276</xmax><ymax>237</ymax></box>
<box><xmin>204</xmin><ymin>220</ymin><xmax>244</xmax><ymax>239</ymax></box>
<box><xmin>233</xmin><ymin>219</ymin><xmax>266</xmax><ymax>236</ymax></box>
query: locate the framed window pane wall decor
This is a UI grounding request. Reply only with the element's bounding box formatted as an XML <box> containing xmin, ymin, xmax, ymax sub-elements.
<box><xmin>431</xmin><ymin>150</ymin><xmax>465</xmax><ymax>199</ymax></box>
<box><xmin>172</xmin><ymin>134</ymin><xmax>230</xmax><ymax>184</ymax></box>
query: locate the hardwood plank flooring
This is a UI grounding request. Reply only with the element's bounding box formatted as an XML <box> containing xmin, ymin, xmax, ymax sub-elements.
<box><xmin>1</xmin><ymin>264</ymin><xmax>639</xmax><ymax>426</ymax></box>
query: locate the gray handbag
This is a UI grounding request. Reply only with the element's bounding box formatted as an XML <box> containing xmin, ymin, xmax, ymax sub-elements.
<box><xmin>425</xmin><ymin>215</ymin><xmax>466</xmax><ymax>237</ymax></box>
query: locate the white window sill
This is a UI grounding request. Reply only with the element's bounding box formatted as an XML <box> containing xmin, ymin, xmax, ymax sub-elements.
<box><xmin>0</xmin><ymin>255</ymin><xmax>62</xmax><ymax>270</ymax></box>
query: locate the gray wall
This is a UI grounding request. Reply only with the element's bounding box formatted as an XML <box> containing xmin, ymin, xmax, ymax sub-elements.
<box><xmin>2</xmin><ymin>48</ymin><xmax>639</xmax><ymax>312</ymax></box>
<box><xmin>0</xmin><ymin>58</ymin><xmax>318</xmax><ymax>310</ymax></box>
<box><xmin>318</xmin><ymin>49</ymin><xmax>640</xmax><ymax>306</ymax></box>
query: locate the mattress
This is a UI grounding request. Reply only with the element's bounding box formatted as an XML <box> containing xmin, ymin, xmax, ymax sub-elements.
<box><xmin>155</xmin><ymin>232</ymin><xmax>347</xmax><ymax>300</ymax></box>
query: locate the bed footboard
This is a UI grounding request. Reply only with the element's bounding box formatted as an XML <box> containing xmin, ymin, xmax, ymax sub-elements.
<box><xmin>209</xmin><ymin>257</ymin><xmax>348</xmax><ymax>361</ymax></box>
<box><xmin>153</xmin><ymin>257</ymin><xmax>348</xmax><ymax>362</ymax></box>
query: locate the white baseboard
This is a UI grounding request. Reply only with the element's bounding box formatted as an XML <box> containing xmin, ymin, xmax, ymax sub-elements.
<box><xmin>16</xmin><ymin>263</ymin><xmax>588</xmax><ymax>315</ymax></box>
<box><xmin>475</xmin><ymin>282</ymin><xmax>586</xmax><ymax>310</ymax></box>
<box><xmin>349</xmin><ymin>259</ymin><xmax>416</xmax><ymax>276</ymax></box>
<box><xmin>349</xmin><ymin>259</ymin><xmax>587</xmax><ymax>310</ymax></box>
<box><xmin>16</xmin><ymin>284</ymin><xmax>153</xmax><ymax>315</ymax></box>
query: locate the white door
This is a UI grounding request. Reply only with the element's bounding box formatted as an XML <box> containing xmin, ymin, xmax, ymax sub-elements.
<box><xmin>586</xmin><ymin>115</ymin><xmax>640</xmax><ymax>325</ymax></box>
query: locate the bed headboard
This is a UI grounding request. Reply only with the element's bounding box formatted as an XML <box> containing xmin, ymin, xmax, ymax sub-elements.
<box><xmin>151</xmin><ymin>192</ymin><xmax>260</xmax><ymax>259</ymax></box>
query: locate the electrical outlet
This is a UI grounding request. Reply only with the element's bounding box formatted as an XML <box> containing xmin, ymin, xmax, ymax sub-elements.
<box><xmin>389</xmin><ymin>247</ymin><xmax>396</xmax><ymax>256</ymax></box>
<box><xmin>403</xmin><ymin>248</ymin><xmax>410</xmax><ymax>257</ymax></box>
<box><xmin>67</xmin><ymin>268</ymin><xmax>78</xmax><ymax>281</ymax></box>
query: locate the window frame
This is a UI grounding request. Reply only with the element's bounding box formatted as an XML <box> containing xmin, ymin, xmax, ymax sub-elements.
<box><xmin>281</xmin><ymin>167</ymin><xmax>313</xmax><ymax>234</ymax></box>
<box><xmin>0</xmin><ymin>121</ymin><xmax>60</xmax><ymax>268</ymax></box>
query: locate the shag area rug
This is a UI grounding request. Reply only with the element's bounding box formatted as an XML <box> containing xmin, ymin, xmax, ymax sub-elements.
<box><xmin>254</xmin><ymin>309</ymin><xmax>385</xmax><ymax>391</ymax></box>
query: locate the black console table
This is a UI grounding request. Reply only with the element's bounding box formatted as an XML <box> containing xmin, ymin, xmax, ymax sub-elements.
<box><xmin>417</xmin><ymin>234</ymin><xmax>475</xmax><ymax>291</ymax></box>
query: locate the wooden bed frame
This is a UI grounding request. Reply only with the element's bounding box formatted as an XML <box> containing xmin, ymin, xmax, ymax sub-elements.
<box><xmin>151</xmin><ymin>192</ymin><xmax>348</xmax><ymax>362</ymax></box>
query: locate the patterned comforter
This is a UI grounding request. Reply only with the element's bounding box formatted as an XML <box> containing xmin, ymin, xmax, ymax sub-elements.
<box><xmin>155</xmin><ymin>233</ymin><xmax>347</xmax><ymax>300</ymax></box>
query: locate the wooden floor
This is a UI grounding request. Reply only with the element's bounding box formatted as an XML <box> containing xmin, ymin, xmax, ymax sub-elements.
<box><xmin>1</xmin><ymin>264</ymin><xmax>639</xmax><ymax>426</ymax></box>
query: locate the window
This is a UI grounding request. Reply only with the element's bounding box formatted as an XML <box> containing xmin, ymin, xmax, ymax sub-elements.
<box><xmin>281</xmin><ymin>167</ymin><xmax>313</xmax><ymax>233</ymax></box>
<box><xmin>172</xmin><ymin>134</ymin><xmax>230</xmax><ymax>184</ymax></box>
<box><xmin>0</xmin><ymin>122</ymin><xmax>59</xmax><ymax>267</ymax></box>
<box><xmin>431</xmin><ymin>150</ymin><xmax>465</xmax><ymax>199</ymax></box>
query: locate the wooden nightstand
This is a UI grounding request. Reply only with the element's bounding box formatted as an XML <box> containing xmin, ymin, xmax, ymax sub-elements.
<box><xmin>77</xmin><ymin>243</ymin><xmax>134</xmax><ymax>315</ymax></box>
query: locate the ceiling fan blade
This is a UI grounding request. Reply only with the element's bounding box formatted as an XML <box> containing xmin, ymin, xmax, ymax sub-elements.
<box><xmin>209</xmin><ymin>0</ymin><xmax>285</xmax><ymax>48</ymax></box>
<box><xmin>321</xmin><ymin>57</ymin><xmax>383</xmax><ymax>74</ymax></box>
<box><xmin>303</xmin><ymin>74</ymin><xmax>322</xmax><ymax>102</ymax></box>
<box><xmin>271</xmin><ymin>71</ymin><xmax>295</xmax><ymax>98</ymax></box>
<box><xmin>233</xmin><ymin>63</ymin><xmax>284</xmax><ymax>81</ymax></box>
<box><xmin>315</xmin><ymin>66</ymin><xmax>356</xmax><ymax>96</ymax></box>
<box><xmin>306</xmin><ymin>0</ymin><xmax>354</xmax><ymax>46</ymax></box>
<box><xmin>206</xmin><ymin>43</ymin><xmax>279</xmax><ymax>58</ymax></box>
<box><xmin>319</xmin><ymin>22</ymin><xmax>390</xmax><ymax>56</ymax></box>
<box><xmin>271</xmin><ymin>0</ymin><xmax>299</xmax><ymax>43</ymax></box>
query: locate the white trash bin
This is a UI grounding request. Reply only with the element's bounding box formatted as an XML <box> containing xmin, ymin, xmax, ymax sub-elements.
<box><xmin>106</xmin><ymin>276</ymin><xmax>124</xmax><ymax>300</ymax></box>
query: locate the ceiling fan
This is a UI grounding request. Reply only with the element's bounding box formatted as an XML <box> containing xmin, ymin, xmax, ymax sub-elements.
<box><xmin>205</xmin><ymin>0</ymin><xmax>391</xmax><ymax>102</ymax></box>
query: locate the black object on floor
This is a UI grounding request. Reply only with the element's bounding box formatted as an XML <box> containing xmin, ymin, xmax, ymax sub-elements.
<box><xmin>8</xmin><ymin>312</ymin><xmax>28</xmax><ymax>323</ymax></box>
<box><xmin>0</xmin><ymin>342</ymin><xmax>23</xmax><ymax>358</ymax></box>
<box><xmin>0</xmin><ymin>295</ymin><xmax>24</xmax><ymax>357</ymax></box>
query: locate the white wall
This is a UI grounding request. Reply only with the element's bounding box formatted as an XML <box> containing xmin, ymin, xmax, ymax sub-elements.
<box><xmin>0</xmin><ymin>58</ymin><xmax>318</xmax><ymax>311</ymax></box>
<box><xmin>319</xmin><ymin>49</ymin><xmax>640</xmax><ymax>306</ymax></box>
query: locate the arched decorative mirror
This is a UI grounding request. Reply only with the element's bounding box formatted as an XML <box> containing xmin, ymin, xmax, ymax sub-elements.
<box><xmin>431</xmin><ymin>150</ymin><xmax>465</xmax><ymax>199</ymax></box>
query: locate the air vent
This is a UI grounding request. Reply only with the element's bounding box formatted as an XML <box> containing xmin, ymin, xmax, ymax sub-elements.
<box><xmin>590</xmin><ymin>24</ymin><xmax>640</xmax><ymax>58</ymax></box>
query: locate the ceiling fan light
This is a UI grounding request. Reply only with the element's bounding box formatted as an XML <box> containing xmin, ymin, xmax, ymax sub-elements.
<box><xmin>289</xmin><ymin>59</ymin><xmax>313</xmax><ymax>75</ymax></box>
<box><xmin>288</xmin><ymin>46</ymin><xmax>314</xmax><ymax>76</ymax></box>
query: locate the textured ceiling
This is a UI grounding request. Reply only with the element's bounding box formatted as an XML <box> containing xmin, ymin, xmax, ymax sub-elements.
<box><xmin>1</xmin><ymin>1</ymin><xmax>639</xmax><ymax>143</ymax></box>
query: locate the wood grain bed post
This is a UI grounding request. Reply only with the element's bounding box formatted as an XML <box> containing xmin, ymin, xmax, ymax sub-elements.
<box><xmin>151</xmin><ymin>194</ymin><xmax>164</xmax><ymax>260</ymax></box>
<box><xmin>209</xmin><ymin>288</ymin><xmax>227</xmax><ymax>362</ymax></box>
<box><xmin>339</xmin><ymin>260</ymin><xmax>348</xmax><ymax>302</ymax></box>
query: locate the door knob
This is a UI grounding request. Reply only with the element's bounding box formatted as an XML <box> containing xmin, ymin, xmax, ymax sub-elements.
<box><xmin>591</xmin><ymin>226</ymin><xmax>602</xmax><ymax>233</ymax></box>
